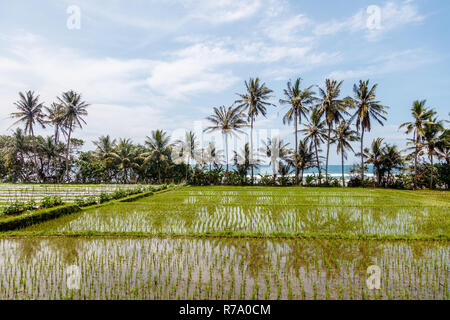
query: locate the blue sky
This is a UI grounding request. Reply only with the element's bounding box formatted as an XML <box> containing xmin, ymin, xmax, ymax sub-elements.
<box><xmin>0</xmin><ymin>0</ymin><xmax>449</xmax><ymax>164</ymax></box>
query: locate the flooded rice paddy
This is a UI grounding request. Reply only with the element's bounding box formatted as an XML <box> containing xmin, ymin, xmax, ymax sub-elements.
<box><xmin>23</xmin><ymin>187</ymin><xmax>450</xmax><ymax>238</ymax></box>
<box><xmin>0</xmin><ymin>237</ymin><xmax>448</xmax><ymax>300</ymax></box>
<box><xmin>1</xmin><ymin>187</ymin><xmax>449</xmax><ymax>300</ymax></box>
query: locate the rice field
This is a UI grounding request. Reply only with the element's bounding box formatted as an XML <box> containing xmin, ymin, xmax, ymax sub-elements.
<box><xmin>1</xmin><ymin>186</ymin><xmax>449</xmax><ymax>300</ymax></box>
<box><xmin>0</xmin><ymin>237</ymin><xmax>447</xmax><ymax>300</ymax></box>
<box><xmin>23</xmin><ymin>187</ymin><xmax>450</xmax><ymax>238</ymax></box>
<box><xmin>0</xmin><ymin>184</ymin><xmax>153</xmax><ymax>206</ymax></box>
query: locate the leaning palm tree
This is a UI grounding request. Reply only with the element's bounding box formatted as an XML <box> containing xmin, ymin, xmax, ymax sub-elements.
<box><xmin>399</xmin><ymin>100</ymin><xmax>435</xmax><ymax>189</ymax></box>
<box><xmin>144</xmin><ymin>130</ymin><xmax>172</xmax><ymax>184</ymax></box>
<box><xmin>204</xmin><ymin>106</ymin><xmax>248</xmax><ymax>175</ymax></box>
<box><xmin>316</xmin><ymin>79</ymin><xmax>347</xmax><ymax>184</ymax></box>
<box><xmin>351</xmin><ymin>80</ymin><xmax>389</xmax><ymax>182</ymax></box>
<box><xmin>58</xmin><ymin>90</ymin><xmax>89</xmax><ymax>182</ymax></box>
<box><xmin>235</xmin><ymin>77</ymin><xmax>274</xmax><ymax>184</ymax></box>
<box><xmin>279</xmin><ymin>78</ymin><xmax>316</xmax><ymax>184</ymax></box>
<box><xmin>334</xmin><ymin>120</ymin><xmax>359</xmax><ymax>187</ymax></box>
<box><xmin>422</xmin><ymin>117</ymin><xmax>444</xmax><ymax>189</ymax></box>
<box><xmin>10</xmin><ymin>91</ymin><xmax>46</xmax><ymax>179</ymax></box>
<box><xmin>301</xmin><ymin>107</ymin><xmax>327</xmax><ymax>184</ymax></box>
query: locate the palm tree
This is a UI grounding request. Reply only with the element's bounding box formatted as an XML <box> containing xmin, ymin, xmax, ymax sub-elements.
<box><xmin>363</xmin><ymin>138</ymin><xmax>385</xmax><ymax>186</ymax></box>
<box><xmin>351</xmin><ymin>80</ymin><xmax>389</xmax><ymax>182</ymax></box>
<box><xmin>235</xmin><ymin>77</ymin><xmax>274</xmax><ymax>184</ymax></box>
<box><xmin>301</xmin><ymin>107</ymin><xmax>327</xmax><ymax>184</ymax></box>
<box><xmin>45</xmin><ymin>103</ymin><xmax>65</xmax><ymax>144</ymax></box>
<box><xmin>115</xmin><ymin>138</ymin><xmax>136</xmax><ymax>183</ymax></box>
<box><xmin>334</xmin><ymin>120</ymin><xmax>359</xmax><ymax>187</ymax></box>
<box><xmin>436</xmin><ymin>129</ymin><xmax>450</xmax><ymax>165</ymax></box>
<box><xmin>316</xmin><ymin>79</ymin><xmax>347</xmax><ymax>184</ymax></box>
<box><xmin>260</xmin><ymin>137</ymin><xmax>291</xmax><ymax>182</ymax></box>
<box><xmin>93</xmin><ymin>135</ymin><xmax>118</xmax><ymax>181</ymax></box>
<box><xmin>279</xmin><ymin>78</ymin><xmax>316</xmax><ymax>184</ymax></box>
<box><xmin>399</xmin><ymin>100</ymin><xmax>435</xmax><ymax>189</ymax></box>
<box><xmin>204</xmin><ymin>106</ymin><xmax>247</xmax><ymax>175</ymax></box>
<box><xmin>204</xmin><ymin>141</ymin><xmax>223</xmax><ymax>171</ymax></box>
<box><xmin>293</xmin><ymin>139</ymin><xmax>316</xmax><ymax>184</ymax></box>
<box><xmin>144</xmin><ymin>130</ymin><xmax>172</xmax><ymax>184</ymax></box>
<box><xmin>422</xmin><ymin>117</ymin><xmax>444</xmax><ymax>189</ymax></box>
<box><xmin>10</xmin><ymin>91</ymin><xmax>46</xmax><ymax>179</ymax></box>
<box><xmin>58</xmin><ymin>91</ymin><xmax>89</xmax><ymax>182</ymax></box>
<box><xmin>381</xmin><ymin>144</ymin><xmax>404</xmax><ymax>185</ymax></box>
<box><xmin>175</xmin><ymin>131</ymin><xmax>199</xmax><ymax>181</ymax></box>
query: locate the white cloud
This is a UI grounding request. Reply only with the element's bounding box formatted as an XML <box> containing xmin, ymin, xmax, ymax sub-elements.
<box><xmin>327</xmin><ymin>49</ymin><xmax>436</xmax><ymax>80</ymax></box>
<box><xmin>179</xmin><ymin>0</ymin><xmax>263</xmax><ymax>23</ymax></box>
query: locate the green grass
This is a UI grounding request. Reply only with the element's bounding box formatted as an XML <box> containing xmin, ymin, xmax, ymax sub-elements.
<box><xmin>17</xmin><ymin>186</ymin><xmax>450</xmax><ymax>239</ymax></box>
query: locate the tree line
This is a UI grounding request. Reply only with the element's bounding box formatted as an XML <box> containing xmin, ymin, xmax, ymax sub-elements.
<box><xmin>0</xmin><ymin>77</ymin><xmax>448</xmax><ymax>189</ymax></box>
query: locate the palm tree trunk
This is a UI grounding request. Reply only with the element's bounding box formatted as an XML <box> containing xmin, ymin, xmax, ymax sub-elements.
<box><xmin>360</xmin><ymin>128</ymin><xmax>365</xmax><ymax>183</ymax></box>
<box><xmin>65</xmin><ymin>123</ymin><xmax>73</xmax><ymax>182</ymax></box>
<box><xmin>430</xmin><ymin>154</ymin><xmax>434</xmax><ymax>189</ymax></box>
<box><xmin>225</xmin><ymin>134</ymin><xmax>229</xmax><ymax>175</ymax></box>
<box><xmin>314</xmin><ymin>136</ymin><xmax>321</xmax><ymax>185</ymax></box>
<box><xmin>186</xmin><ymin>156</ymin><xmax>189</xmax><ymax>181</ymax></box>
<box><xmin>250</xmin><ymin>116</ymin><xmax>254</xmax><ymax>185</ymax></box>
<box><xmin>413</xmin><ymin>130</ymin><xmax>418</xmax><ymax>190</ymax></box>
<box><xmin>158</xmin><ymin>163</ymin><xmax>161</xmax><ymax>184</ymax></box>
<box><xmin>30</xmin><ymin>127</ymin><xmax>41</xmax><ymax>182</ymax></box>
<box><xmin>341</xmin><ymin>146</ymin><xmax>345</xmax><ymax>187</ymax></box>
<box><xmin>325</xmin><ymin>124</ymin><xmax>331</xmax><ymax>184</ymax></box>
<box><xmin>294</xmin><ymin>110</ymin><xmax>299</xmax><ymax>185</ymax></box>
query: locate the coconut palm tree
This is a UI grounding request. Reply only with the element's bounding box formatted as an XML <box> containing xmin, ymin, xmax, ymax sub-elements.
<box><xmin>381</xmin><ymin>144</ymin><xmax>404</xmax><ymax>185</ymax></box>
<box><xmin>58</xmin><ymin>91</ymin><xmax>89</xmax><ymax>182</ymax></box>
<box><xmin>436</xmin><ymin>129</ymin><xmax>450</xmax><ymax>165</ymax></box>
<box><xmin>351</xmin><ymin>80</ymin><xmax>388</xmax><ymax>182</ymax></box>
<box><xmin>204</xmin><ymin>141</ymin><xmax>223</xmax><ymax>171</ymax></box>
<box><xmin>115</xmin><ymin>138</ymin><xmax>137</xmax><ymax>183</ymax></box>
<box><xmin>399</xmin><ymin>100</ymin><xmax>435</xmax><ymax>189</ymax></box>
<box><xmin>10</xmin><ymin>91</ymin><xmax>46</xmax><ymax>179</ymax></box>
<box><xmin>334</xmin><ymin>120</ymin><xmax>359</xmax><ymax>187</ymax></box>
<box><xmin>293</xmin><ymin>139</ymin><xmax>316</xmax><ymax>184</ymax></box>
<box><xmin>93</xmin><ymin>135</ymin><xmax>118</xmax><ymax>181</ymax></box>
<box><xmin>204</xmin><ymin>106</ymin><xmax>247</xmax><ymax>175</ymax></box>
<box><xmin>316</xmin><ymin>79</ymin><xmax>347</xmax><ymax>184</ymax></box>
<box><xmin>279</xmin><ymin>78</ymin><xmax>316</xmax><ymax>184</ymax></box>
<box><xmin>235</xmin><ymin>77</ymin><xmax>274</xmax><ymax>184</ymax></box>
<box><xmin>363</xmin><ymin>138</ymin><xmax>385</xmax><ymax>186</ymax></box>
<box><xmin>174</xmin><ymin>131</ymin><xmax>199</xmax><ymax>181</ymax></box>
<box><xmin>422</xmin><ymin>117</ymin><xmax>444</xmax><ymax>189</ymax></box>
<box><xmin>144</xmin><ymin>130</ymin><xmax>172</xmax><ymax>184</ymax></box>
<box><xmin>45</xmin><ymin>103</ymin><xmax>65</xmax><ymax>144</ymax></box>
<box><xmin>260</xmin><ymin>137</ymin><xmax>291</xmax><ymax>182</ymax></box>
<box><xmin>301</xmin><ymin>107</ymin><xmax>327</xmax><ymax>184</ymax></box>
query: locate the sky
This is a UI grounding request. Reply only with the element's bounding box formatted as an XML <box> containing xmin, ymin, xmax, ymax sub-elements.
<box><xmin>0</xmin><ymin>0</ymin><xmax>449</xmax><ymax>164</ymax></box>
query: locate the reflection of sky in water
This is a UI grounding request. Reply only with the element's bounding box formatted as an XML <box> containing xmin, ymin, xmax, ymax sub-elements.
<box><xmin>23</xmin><ymin>189</ymin><xmax>449</xmax><ymax>237</ymax></box>
<box><xmin>0</xmin><ymin>238</ymin><xmax>447</xmax><ymax>300</ymax></box>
